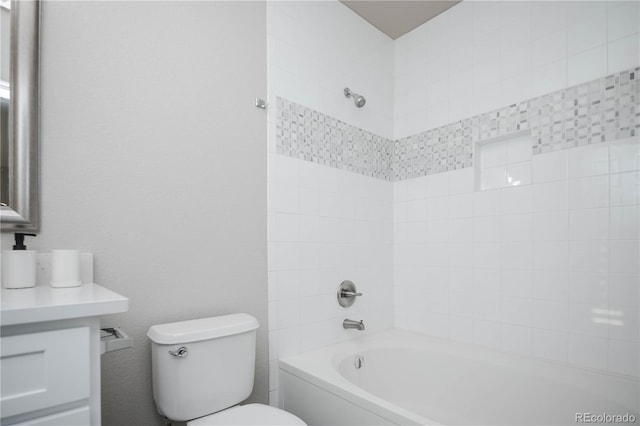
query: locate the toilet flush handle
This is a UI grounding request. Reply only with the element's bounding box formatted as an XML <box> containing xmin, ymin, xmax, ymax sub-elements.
<box><xmin>168</xmin><ymin>347</ymin><xmax>188</xmax><ymax>357</ymax></box>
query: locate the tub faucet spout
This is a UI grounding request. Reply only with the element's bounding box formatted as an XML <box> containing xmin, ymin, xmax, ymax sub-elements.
<box><xmin>343</xmin><ymin>319</ymin><xmax>365</xmax><ymax>331</ymax></box>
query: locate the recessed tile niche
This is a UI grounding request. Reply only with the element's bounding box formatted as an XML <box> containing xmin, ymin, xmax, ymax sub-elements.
<box><xmin>477</xmin><ymin>133</ymin><xmax>533</xmax><ymax>191</ymax></box>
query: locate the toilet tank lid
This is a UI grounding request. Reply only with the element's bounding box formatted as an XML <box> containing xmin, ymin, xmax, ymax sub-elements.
<box><xmin>147</xmin><ymin>313</ymin><xmax>259</xmax><ymax>344</ymax></box>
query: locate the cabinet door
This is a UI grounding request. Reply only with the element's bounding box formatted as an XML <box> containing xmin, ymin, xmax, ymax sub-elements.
<box><xmin>13</xmin><ymin>406</ymin><xmax>90</xmax><ymax>426</ymax></box>
<box><xmin>1</xmin><ymin>327</ymin><xmax>90</xmax><ymax>418</ymax></box>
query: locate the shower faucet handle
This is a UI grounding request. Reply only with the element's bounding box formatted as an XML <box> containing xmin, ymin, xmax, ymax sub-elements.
<box><xmin>337</xmin><ymin>280</ymin><xmax>362</xmax><ymax>307</ymax></box>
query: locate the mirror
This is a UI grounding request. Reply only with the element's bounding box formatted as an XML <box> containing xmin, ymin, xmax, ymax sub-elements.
<box><xmin>0</xmin><ymin>0</ymin><xmax>40</xmax><ymax>232</ymax></box>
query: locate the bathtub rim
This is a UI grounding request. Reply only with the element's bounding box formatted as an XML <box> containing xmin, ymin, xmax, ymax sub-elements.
<box><xmin>279</xmin><ymin>329</ymin><xmax>639</xmax><ymax>425</ymax></box>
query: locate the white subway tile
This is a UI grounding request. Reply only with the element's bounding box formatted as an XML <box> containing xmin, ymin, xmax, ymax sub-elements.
<box><xmin>533</xmin><ymin>269</ymin><xmax>569</xmax><ymax>301</ymax></box>
<box><xmin>569</xmin><ymin>208</ymin><xmax>609</xmax><ymax>240</ymax></box>
<box><xmin>500</xmin><ymin>21</ymin><xmax>531</xmax><ymax>53</ymax></box>
<box><xmin>568</xmin><ymin>144</ymin><xmax>609</xmax><ymax>178</ymax></box>
<box><xmin>609</xmin><ymin>340</ymin><xmax>640</xmax><ymax>377</ymax></box>
<box><xmin>609</xmin><ymin>273</ymin><xmax>640</xmax><ymax>308</ymax></box>
<box><xmin>426</xmin><ymin>173</ymin><xmax>450</xmax><ymax>197</ymax></box>
<box><xmin>533</xmin><ymin>181</ymin><xmax>568</xmax><ymax>212</ymax></box>
<box><xmin>610</xmin><ymin>240</ymin><xmax>640</xmax><ymax>274</ymax></box>
<box><xmin>449</xmin><ymin>168</ymin><xmax>475</xmax><ymax>194</ymax></box>
<box><xmin>532</xmin><ymin>59</ymin><xmax>568</xmax><ymax>98</ymax></box>
<box><xmin>474</xmin><ymin>267</ymin><xmax>501</xmax><ymax>294</ymax></box>
<box><xmin>502</xmin><ymin>298</ymin><xmax>533</xmax><ymax>327</ymax></box>
<box><xmin>607</xmin><ymin>1</ymin><xmax>640</xmax><ymax>42</ymax></box>
<box><xmin>502</xmin><ymin>185</ymin><xmax>533</xmax><ymax>214</ymax></box>
<box><xmin>533</xmin><ymin>299</ymin><xmax>569</xmax><ymax>331</ymax></box>
<box><xmin>568</xmin><ymin>333</ymin><xmax>608</xmax><ymax>370</ymax></box>
<box><xmin>473</xmin><ymin>2</ymin><xmax>501</xmax><ymax>38</ymax></box>
<box><xmin>610</xmin><ymin>137</ymin><xmax>640</xmax><ymax>174</ymax></box>
<box><xmin>407</xmin><ymin>199</ymin><xmax>428</xmax><ymax>221</ymax></box>
<box><xmin>449</xmin><ymin>193</ymin><xmax>474</xmax><ymax>218</ymax></box>
<box><xmin>502</xmin><ymin>324</ymin><xmax>532</xmax><ymax>355</ymax></box>
<box><xmin>566</xmin><ymin>1</ymin><xmax>606</xmax><ymax>27</ymax></box>
<box><xmin>501</xmin><ymin>47</ymin><xmax>531</xmax><ymax>81</ymax></box>
<box><xmin>567</xmin><ymin>16</ymin><xmax>606</xmax><ymax>56</ymax></box>
<box><xmin>533</xmin><ymin>328</ymin><xmax>568</xmax><ymax>362</ymax></box>
<box><xmin>450</xmin><ymin>242</ymin><xmax>474</xmax><ymax>268</ymax></box>
<box><xmin>569</xmin><ymin>302</ymin><xmax>609</xmax><ymax>337</ymax></box>
<box><xmin>532</xmin><ymin>30</ymin><xmax>567</xmax><ymax>67</ymax></box>
<box><xmin>449</xmin><ymin>218</ymin><xmax>473</xmax><ymax>243</ymax></box>
<box><xmin>473</xmin><ymin>216</ymin><xmax>502</xmax><ymax>242</ymax></box>
<box><xmin>407</xmin><ymin>176</ymin><xmax>428</xmax><ymax>200</ymax></box>
<box><xmin>427</xmin><ymin>220</ymin><xmax>449</xmax><ymax>243</ymax></box>
<box><xmin>502</xmin><ymin>268</ymin><xmax>533</xmax><ymax>298</ymax></box>
<box><xmin>276</xmin><ymin>300</ymin><xmax>300</xmax><ymax>329</ymax></box>
<box><xmin>569</xmin><ymin>270</ymin><xmax>608</xmax><ymax>306</ymax></box>
<box><xmin>426</xmin><ymin>196</ymin><xmax>449</xmax><ymax>220</ymax></box>
<box><xmin>533</xmin><ymin>211</ymin><xmax>569</xmax><ymax>241</ymax></box>
<box><xmin>277</xmin><ymin>327</ymin><xmax>301</xmax><ymax>358</ymax></box>
<box><xmin>532</xmin><ymin>150</ymin><xmax>568</xmax><ymax>183</ymax></box>
<box><xmin>568</xmin><ymin>240</ymin><xmax>610</xmax><ymax>273</ymax></box>
<box><xmin>610</xmin><ymin>206</ymin><xmax>640</xmax><ymax>240</ymax></box>
<box><xmin>608</xmin><ymin>34</ymin><xmax>640</xmax><ymax>74</ymax></box>
<box><xmin>610</xmin><ymin>171</ymin><xmax>640</xmax><ymax>206</ymax></box>
<box><xmin>473</xmin><ymin>30</ymin><xmax>501</xmax><ymax>64</ymax></box>
<box><xmin>473</xmin><ymin>243</ymin><xmax>502</xmax><ymax>269</ymax></box>
<box><xmin>531</xmin><ymin>1</ymin><xmax>566</xmax><ymax>41</ymax></box>
<box><xmin>569</xmin><ymin>175</ymin><xmax>610</xmax><ymax>209</ymax></box>
<box><xmin>568</xmin><ymin>45</ymin><xmax>607</xmax><ymax>86</ymax></box>
<box><xmin>502</xmin><ymin>242</ymin><xmax>533</xmax><ymax>270</ymax></box>
<box><xmin>533</xmin><ymin>241</ymin><xmax>569</xmax><ymax>271</ymax></box>
<box><xmin>474</xmin><ymin>189</ymin><xmax>502</xmax><ymax>216</ymax></box>
<box><xmin>502</xmin><ymin>213</ymin><xmax>533</xmax><ymax>242</ymax></box>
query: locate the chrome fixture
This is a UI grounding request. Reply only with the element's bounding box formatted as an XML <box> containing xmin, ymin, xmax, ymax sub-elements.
<box><xmin>343</xmin><ymin>319</ymin><xmax>365</xmax><ymax>331</ymax></box>
<box><xmin>168</xmin><ymin>346</ymin><xmax>188</xmax><ymax>357</ymax></box>
<box><xmin>337</xmin><ymin>280</ymin><xmax>363</xmax><ymax>307</ymax></box>
<box><xmin>354</xmin><ymin>355</ymin><xmax>364</xmax><ymax>369</ymax></box>
<box><xmin>344</xmin><ymin>87</ymin><xmax>366</xmax><ymax>108</ymax></box>
<box><xmin>255</xmin><ymin>98</ymin><xmax>266</xmax><ymax>109</ymax></box>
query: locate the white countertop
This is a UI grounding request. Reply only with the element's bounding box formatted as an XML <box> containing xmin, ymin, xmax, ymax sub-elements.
<box><xmin>1</xmin><ymin>283</ymin><xmax>129</xmax><ymax>326</ymax></box>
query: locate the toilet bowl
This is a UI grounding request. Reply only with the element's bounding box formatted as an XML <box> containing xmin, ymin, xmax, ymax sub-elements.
<box><xmin>188</xmin><ymin>404</ymin><xmax>305</xmax><ymax>425</ymax></box>
<box><xmin>148</xmin><ymin>314</ymin><xmax>305</xmax><ymax>425</ymax></box>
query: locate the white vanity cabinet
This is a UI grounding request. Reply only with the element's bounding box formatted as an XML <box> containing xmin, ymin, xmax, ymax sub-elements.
<box><xmin>1</xmin><ymin>283</ymin><xmax>128</xmax><ymax>425</ymax></box>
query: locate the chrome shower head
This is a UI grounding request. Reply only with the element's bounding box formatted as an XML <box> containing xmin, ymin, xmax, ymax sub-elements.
<box><xmin>344</xmin><ymin>87</ymin><xmax>366</xmax><ymax>108</ymax></box>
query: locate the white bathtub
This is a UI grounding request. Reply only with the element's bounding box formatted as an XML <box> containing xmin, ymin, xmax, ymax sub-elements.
<box><xmin>279</xmin><ymin>330</ymin><xmax>639</xmax><ymax>425</ymax></box>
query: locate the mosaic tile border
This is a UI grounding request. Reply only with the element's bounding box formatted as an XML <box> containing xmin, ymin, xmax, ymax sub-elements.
<box><xmin>276</xmin><ymin>67</ymin><xmax>640</xmax><ymax>182</ymax></box>
<box><xmin>275</xmin><ymin>98</ymin><xmax>393</xmax><ymax>180</ymax></box>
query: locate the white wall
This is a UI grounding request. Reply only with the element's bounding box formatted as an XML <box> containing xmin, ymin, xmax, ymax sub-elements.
<box><xmin>266</xmin><ymin>1</ymin><xmax>395</xmax><ymax>406</ymax></box>
<box><xmin>3</xmin><ymin>2</ymin><xmax>268</xmax><ymax>425</ymax></box>
<box><xmin>394</xmin><ymin>1</ymin><xmax>640</xmax><ymax>139</ymax></box>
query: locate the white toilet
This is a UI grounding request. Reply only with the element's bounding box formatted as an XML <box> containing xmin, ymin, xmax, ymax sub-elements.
<box><xmin>148</xmin><ymin>313</ymin><xmax>305</xmax><ymax>425</ymax></box>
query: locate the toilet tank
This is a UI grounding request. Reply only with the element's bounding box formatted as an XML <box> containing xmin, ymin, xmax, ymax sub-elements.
<box><xmin>148</xmin><ymin>314</ymin><xmax>259</xmax><ymax>422</ymax></box>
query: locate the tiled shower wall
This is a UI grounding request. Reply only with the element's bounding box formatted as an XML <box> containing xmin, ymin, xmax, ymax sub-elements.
<box><xmin>393</xmin><ymin>137</ymin><xmax>640</xmax><ymax>376</ymax></box>
<box><xmin>268</xmin><ymin>0</ymin><xmax>640</xmax><ymax>405</ymax></box>
<box><xmin>266</xmin><ymin>0</ymin><xmax>394</xmax><ymax>407</ymax></box>
<box><xmin>394</xmin><ymin>1</ymin><xmax>640</xmax><ymax>139</ymax></box>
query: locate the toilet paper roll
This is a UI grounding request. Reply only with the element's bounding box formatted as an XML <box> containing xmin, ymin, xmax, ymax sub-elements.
<box><xmin>1</xmin><ymin>250</ymin><xmax>37</xmax><ymax>289</ymax></box>
<box><xmin>50</xmin><ymin>249</ymin><xmax>81</xmax><ymax>288</ymax></box>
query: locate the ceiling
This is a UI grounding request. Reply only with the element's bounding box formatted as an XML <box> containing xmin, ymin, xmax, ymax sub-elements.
<box><xmin>340</xmin><ymin>0</ymin><xmax>461</xmax><ymax>40</ymax></box>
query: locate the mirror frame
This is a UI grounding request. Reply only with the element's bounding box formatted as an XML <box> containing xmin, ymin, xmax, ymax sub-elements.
<box><xmin>1</xmin><ymin>0</ymin><xmax>40</xmax><ymax>232</ymax></box>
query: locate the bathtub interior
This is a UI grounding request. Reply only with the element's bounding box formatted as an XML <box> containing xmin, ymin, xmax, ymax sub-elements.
<box><xmin>281</xmin><ymin>331</ymin><xmax>639</xmax><ymax>426</ymax></box>
<box><xmin>339</xmin><ymin>346</ymin><xmax>638</xmax><ymax>425</ymax></box>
